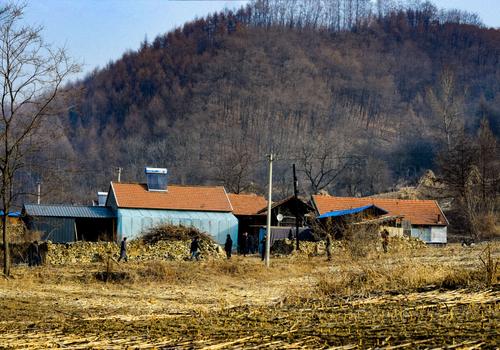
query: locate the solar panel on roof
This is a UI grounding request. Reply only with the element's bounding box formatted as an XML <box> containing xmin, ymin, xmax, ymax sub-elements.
<box><xmin>145</xmin><ymin>167</ymin><xmax>168</xmax><ymax>191</ymax></box>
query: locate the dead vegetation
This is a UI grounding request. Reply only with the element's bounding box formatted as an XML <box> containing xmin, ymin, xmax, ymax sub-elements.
<box><xmin>0</xmin><ymin>242</ymin><xmax>498</xmax><ymax>349</ymax></box>
<box><xmin>141</xmin><ymin>224</ymin><xmax>215</xmax><ymax>244</ymax></box>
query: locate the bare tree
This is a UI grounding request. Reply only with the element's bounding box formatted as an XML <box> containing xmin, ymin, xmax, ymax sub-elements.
<box><xmin>296</xmin><ymin>134</ymin><xmax>358</xmax><ymax>194</ymax></box>
<box><xmin>427</xmin><ymin>69</ymin><xmax>464</xmax><ymax>151</ymax></box>
<box><xmin>0</xmin><ymin>4</ymin><xmax>79</xmax><ymax>275</ymax></box>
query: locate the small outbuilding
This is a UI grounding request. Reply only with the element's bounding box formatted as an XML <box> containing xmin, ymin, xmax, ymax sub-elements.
<box><xmin>312</xmin><ymin>195</ymin><xmax>449</xmax><ymax>244</ymax></box>
<box><xmin>256</xmin><ymin>196</ymin><xmax>315</xmax><ymax>226</ymax></box>
<box><xmin>22</xmin><ymin>204</ymin><xmax>116</xmax><ymax>242</ymax></box>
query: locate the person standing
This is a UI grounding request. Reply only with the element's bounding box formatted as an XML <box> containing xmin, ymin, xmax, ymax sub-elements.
<box><xmin>118</xmin><ymin>237</ymin><xmax>128</xmax><ymax>262</ymax></box>
<box><xmin>240</xmin><ymin>232</ymin><xmax>249</xmax><ymax>256</ymax></box>
<box><xmin>381</xmin><ymin>229</ymin><xmax>389</xmax><ymax>253</ymax></box>
<box><xmin>325</xmin><ymin>233</ymin><xmax>333</xmax><ymax>261</ymax></box>
<box><xmin>27</xmin><ymin>241</ymin><xmax>40</xmax><ymax>267</ymax></box>
<box><xmin>190</xmin><ymin>236</ymin><xmax>201</xmax><ymax>261</ymax></box>
<box><xmin>224</xmin><ymin>234</ymin><xmax>233</xmax><ymax>259</ymax></box>
<box><xmin>260</xmin><ymin>235</ymin><xmax>266</xmax><ymax>261</ymax></box>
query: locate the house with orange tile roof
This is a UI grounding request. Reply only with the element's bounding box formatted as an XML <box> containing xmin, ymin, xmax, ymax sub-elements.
<box><xmin>227</xmin><ymin>193</ymin><xmax>268</xmax><ymax>252</ymax></box>
<box><xmin>311</xmin><ymin>194</ymin><xmax>448</xmax><ymax>244</ymax></box>
<box><xmin>106</xmin><ymin>168</ymin><xmax>238</xmax><ymax>247</ymax></box>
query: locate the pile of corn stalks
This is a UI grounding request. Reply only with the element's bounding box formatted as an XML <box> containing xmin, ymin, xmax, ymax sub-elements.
<box><xmin>45</xmin><ymin>233</ymin><xmax>225</xmax><ymax>265</ymax></box>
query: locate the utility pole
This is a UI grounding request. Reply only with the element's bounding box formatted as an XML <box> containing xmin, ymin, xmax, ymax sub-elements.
<box><xmin>36</xmin><ymin>181</ymin><xmax>41</xmax><ymax>205</ymax></box>
<box><xmin>293</xmin><ymin>164</ymin><xmax>300</xmax><ymax>251</ymax></box>
<box><xmin>116</xmin><ymin>167</ymin><xmax>122</xmax><ymax>182</ymax></box>
<box><xmin>265</xmin><ymin>153</ymin><xmax>273</xmax><ymax>267</ymax></box>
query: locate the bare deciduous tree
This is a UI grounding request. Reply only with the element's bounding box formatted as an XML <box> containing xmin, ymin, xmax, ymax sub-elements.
<box><xmin>427</xmin><ymin>69</ymin><xmax>465</xmax><ymax>151</ymax></box>
<box><xmin>296</xmin><ymin>134</ymin><xmax>358</xmax><ymax>194</ymax></box>
<box><xmin>0</xmin><ymin>4</ymin><xmax>79</xmax><ymax>275</ymax></box>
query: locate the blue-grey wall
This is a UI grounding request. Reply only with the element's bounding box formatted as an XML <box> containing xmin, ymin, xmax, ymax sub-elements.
<box><xmin>28</xmin><ymin>217</ymin><xmax>76</xmax><ymax>243</ymax></box>
<box><xmin>116</xmin><ymin>208</ymin><xmax>238</xmax><ymax>248</ymax></box>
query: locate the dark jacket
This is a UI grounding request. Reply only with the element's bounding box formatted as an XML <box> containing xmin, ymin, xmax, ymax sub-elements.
<box><xmin>224</xmin><ymin>237</ymin><xmax>233</xmax><ymax>252</ymax></box>
<box><xmin>240</xmin><ymin>235</ymin><xmax>248</xmax><ymax>250</ymax></box>
<box><xmin>190</xmin><ymin>238</ymin><xmax>200</xmax><ymax>253</ymax></box>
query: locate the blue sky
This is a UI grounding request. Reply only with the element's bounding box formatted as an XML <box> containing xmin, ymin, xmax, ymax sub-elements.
<box><xmin>21</xmin><ymin>0</ymin><xmax>499</xmax><ymax>81</ymax></box>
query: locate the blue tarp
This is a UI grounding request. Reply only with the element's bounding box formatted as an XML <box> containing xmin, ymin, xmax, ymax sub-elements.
<box><xmin>317</xmin><ymin>205</ymin><xmax>387</xmax><ymax>219</ymax></box>
<box><xmin>0</xmin><ymin>211</ymin><xmax>21</xmax><ymax>217</ymax></box>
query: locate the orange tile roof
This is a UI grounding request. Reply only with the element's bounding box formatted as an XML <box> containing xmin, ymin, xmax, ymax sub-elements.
<box><xmin>111</xmin><ymin>182</ymin><xmax>233</xmax><ymax>212</ymax></box>
<box><xmin>312</xmin><ymin>195</ymin><xmax>448</xmax><ymax>226</ymax></box>
<box><xmin>227</xmin><ymin>193</ymin><xmax>267</xmax><ymax>215</ymax></box>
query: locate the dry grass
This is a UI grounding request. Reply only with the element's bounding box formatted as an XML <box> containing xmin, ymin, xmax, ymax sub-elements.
<box><xmin>0</xmin><ymin>242</ymin><xmax>498</xmax><ymax>349</ymax></box>
<box><xmin>316</xmin><ymin>258</ymin><xmax>486</xmax><ymax>297</ymax></box>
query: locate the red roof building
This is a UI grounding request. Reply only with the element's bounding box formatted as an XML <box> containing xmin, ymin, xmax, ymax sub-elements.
<box><xmin>109</xmin><ymin>182</ymin><xmax>233</xmax><ymax>212</ymax></box>
<box><xmin>312</xmin><ymin>194</ymin><xmax>448</xmax><ymax>243</ymax></box>
<box><xmin>227</xmin><ymin>193</ymin><xmax>267</xmax><ymax>216</ymax></box>
<box><xmin>106</xmin><ymin>182</ymin><xmax>238</xmax><ymax>246</ymax></box>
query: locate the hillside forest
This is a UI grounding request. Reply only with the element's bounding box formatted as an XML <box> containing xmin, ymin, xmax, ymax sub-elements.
<box><xmin>17</xmin><ymin>0</ymin><xmax>500</xmax><ymax>237</ymax></box>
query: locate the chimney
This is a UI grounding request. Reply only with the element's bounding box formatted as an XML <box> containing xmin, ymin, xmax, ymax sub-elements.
<box><xmin>145</xmin><ymin>167</ymin><xmax>168</xmax><ymax>191</ymax></box>
<box><xmin>97</xmin><ymin>192</ymin><xmax>108</xmax><ymax>206</ymax></box>
<box><xmin>437</xmin><ymin>214</ymin><xmax>441</xmax><ymax>223</ymax></box>
<box><xmin>37</xmin><ymin>181</ymin><xmax>41</xmax><ymax>204</ymax></box>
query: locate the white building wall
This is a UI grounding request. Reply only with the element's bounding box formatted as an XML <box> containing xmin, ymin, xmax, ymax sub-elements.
<box><xmin>430</xmin><ymin>226</ymin><xmax>447</xmax><ymax>244</ymax></box>
<box><xmin>411</xmin><ymin>225</ymin><xmax>447</xmax><ymax>243</ymax></box>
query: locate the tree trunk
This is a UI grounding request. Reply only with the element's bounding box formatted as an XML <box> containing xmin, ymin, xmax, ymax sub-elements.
<box><xmin>2</xmin><ymin>214</ymin><xmax>9</xmax><ymax>276</ymax></box>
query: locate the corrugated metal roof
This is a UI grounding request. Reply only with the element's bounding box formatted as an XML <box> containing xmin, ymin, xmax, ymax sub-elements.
<box><xmin>23</xmin><ymin>204</ymin><xmax>115</xmax><ymax>218</ymax></box>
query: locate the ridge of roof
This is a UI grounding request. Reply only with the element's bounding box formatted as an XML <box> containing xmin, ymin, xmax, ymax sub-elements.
<box><xmin>312</xmin><ymin>194</ymin><xmax>438</xmax><ymax>203</ymax></box>
<box><xmin>111</xmin><ymin>181</ymin><xmax>226</xmax><ymax>189</ymax></box>
<box><xmin>23</xmin><ymin>203</ymin><xmax>100</xmax><ymax>208</ymax></box>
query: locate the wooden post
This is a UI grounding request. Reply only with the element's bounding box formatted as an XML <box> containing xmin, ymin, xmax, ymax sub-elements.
<box><xmin>293</xmin><ymin>164</ymin><xmax>300</xmax><ymax>251</ymax></box>
<box><xmin>265</xmin><ymin>153</ymin><xmax>273</xmax><ymax>267</ymax></box>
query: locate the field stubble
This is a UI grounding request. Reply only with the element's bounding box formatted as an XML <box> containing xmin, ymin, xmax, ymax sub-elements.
<box><xmin>0</xmin><ymin>242</ymin><xmax>498</xmax><ymax>349</ymax></box>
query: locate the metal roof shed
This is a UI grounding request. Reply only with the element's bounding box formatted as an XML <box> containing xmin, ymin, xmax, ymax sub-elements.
<box><xmin>22</xmin><ymin>204</ymin><xmax>116</xmax><ymax>243</ymax></box>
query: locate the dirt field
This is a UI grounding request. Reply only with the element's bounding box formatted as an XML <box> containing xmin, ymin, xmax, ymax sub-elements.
<box><xmin>0</xmin><ymin>242</ymin><xmax>498</xmax><ymax>349</ymax></box>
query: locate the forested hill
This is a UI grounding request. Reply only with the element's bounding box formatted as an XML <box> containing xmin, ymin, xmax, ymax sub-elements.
<box><xmin>57</xmin><ymin>0</ymin><xmax>499</xmax><ymax>203</ymax></box>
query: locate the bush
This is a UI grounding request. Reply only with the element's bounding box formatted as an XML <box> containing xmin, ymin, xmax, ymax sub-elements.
<box><xmin>476</xmin><ymin>213</ymin><xmax>500</xmax><ymax>240</ymax></box>
<box><xmin>342</xmin><ymin>225</ymin><xmax>380</xmax><ymax>258</ymax></box>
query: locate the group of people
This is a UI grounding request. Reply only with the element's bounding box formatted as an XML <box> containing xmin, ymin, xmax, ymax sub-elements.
<box><xmin>117</xmin><ymin>229</ymin><xmax>391</xmax><ymax>263</ymax></box>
